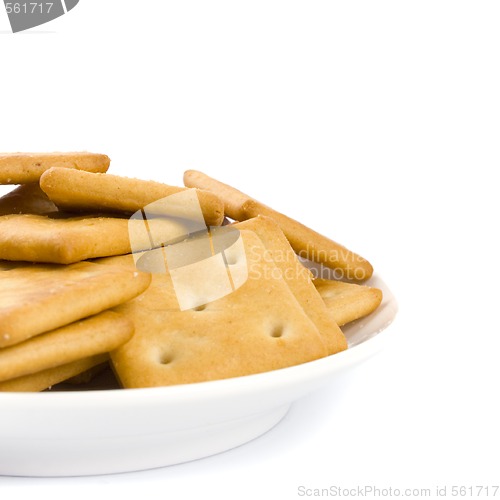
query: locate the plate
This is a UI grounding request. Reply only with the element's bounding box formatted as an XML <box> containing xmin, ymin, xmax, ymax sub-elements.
<box><xmin>0</xmin><ymin>274</ymin><xmax>397</xmax><ymax>477</ymax></box>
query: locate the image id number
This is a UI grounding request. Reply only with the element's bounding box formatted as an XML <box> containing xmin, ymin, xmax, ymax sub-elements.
<box><xmin>5</xmin><ymin>2</ymin><xmax>53</xmax><ymax>14</ymax></box>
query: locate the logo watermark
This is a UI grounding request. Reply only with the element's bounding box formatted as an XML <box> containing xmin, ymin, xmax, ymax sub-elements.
<box><xmin>125</xmin><ymin>191</ymin><xmax>370</xmax><ymax>311</ymax></box>
<box><xmin>3</xmin><ymin>0</ymin><xmax>79</xmax><ymax>33</ymax></box>
<box><xmin>128</xmin><ymin>191</ymin><xmax>248</xmax><ymax>311</ymax></box>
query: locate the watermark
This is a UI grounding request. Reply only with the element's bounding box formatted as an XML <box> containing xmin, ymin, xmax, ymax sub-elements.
<box><xmin>3</xmin><ymin>0</ymin><xmax>79</xmax><ymax>33</ymax></box>
<box><xmin>126</xmin><ymin>191</ymin><xmax>367</xmax><ymax>311</ymax></box>
<box><xmin>297</xmin><ymin>245</ymin><xmax>370</xmax><ymax>281</ymax></box>
<box><xmin>128</xmin><ymin>191</ymin><xmax>248</xmax><ymax>311</ymax></box>
<box><xmin>247</xmin><ymin>244</ymin><xmax>312</xmax><ymax>282</ymax></box>
<box><xmin>297</xmin><ymin>484</ymin><xmax>500</xmax><ymax>497</ymax></box>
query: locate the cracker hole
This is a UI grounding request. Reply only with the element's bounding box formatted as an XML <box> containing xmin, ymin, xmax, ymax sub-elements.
<box><xmin>270</xmin><ymin>325</ymin><xmax>284</xmax><ymax>338</ymax></box>
<box><xmin>193</xmin><ymin>304</ymin><xmax>207</xmax><ymax>311</ymax></box>
<box><xmin>159</xmin><ymin>352</ymin><xmax>174</xmax><ymax>365</ymax></box>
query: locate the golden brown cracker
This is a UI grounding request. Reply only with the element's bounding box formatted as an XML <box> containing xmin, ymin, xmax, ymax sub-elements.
<box><xmin>0</xmin><ymin>183</ymin><xmax>58</xmax><ymax>216</ymax></box>
<box><xmin>183</xmin><ymin>170</ymin><xmax>373</xmax><ymax>281</ymax></box>
<box><xmin>0</xmin><ymin>152</ymin><xmax>110</xmax><ymax>184</ymax></box>
<box><xmin>314</xmin><ymin>278</ymin><xmax>383</xmax><ymax>326</ymax></box>
<box><xmin>63</xmin><ymin>359</ymin><xmax>110</xmax><ymax>385</ymax></box>
<box><xmin>109</xmin><ymin>230</ymin><xmax>328</xmax><ymax>388</ymax></box>
<box><xmin>0</xmin><ymin>311</ymin><xmax>133</xmax><ymax>383</ymax></box>
<box><xmin>0</xmin><ymin>213</ymin><xmax>188</xmax><ymax>264</ymax></box>
<box><xmin>0</xmin><ymin>260</ymin><xmax>150</xmax><ymax>348</ymax></box>
<box><xmin>242</xmin><ymin>199</ymin><xmax>373</xmax><ymax>281</ymax></box>
<box><xmin>235</xmin><ymin>216</ymin><xmax>347</xmax><ymax>354</ymax></box>
<box><xmin>40</xmin><ymin>167</ymin><xmax>224</xmax><ymax>226</ymax></box>
<box><xmin>184</xmin><ymin>169</ymin><xmax>250</xmax><ymax>220</ymax></box>
<box><xmin>0</xmin><ymin>354</ymin><xmax>108</xmax><ymax>392</ymax></box>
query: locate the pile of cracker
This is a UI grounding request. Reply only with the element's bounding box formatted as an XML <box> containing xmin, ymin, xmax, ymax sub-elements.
<box><xmin>0</xmin><ymin>152</ymin><xmax>383</xmax><ymax>392</ymax></box>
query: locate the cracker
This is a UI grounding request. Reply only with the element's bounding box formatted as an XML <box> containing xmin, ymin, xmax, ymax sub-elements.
<box><xmin>0</xmin><ymin>213</ymin><xmax>189</xmax><ymax>264</ymax></box>
<box><xmin>40</xmin><ymin>167</ymin><xmax>224</xmax><ymax>226</ymax></box>
<box><xmin>0</xmin><ymin>311</ymin><xmax>132</xmax><ymax>383</ymax></box>
<box><xmin>184</xmin><ymin>170</ymin><xmax>373</xmax><ymax>281</ymax></box>
<box><xmin>0</xmin><ymin>354</ymin><xmax>108</xmax><ymax>392</ymax></box>
<box><xmin>0</xmin><ymin>152</ymin><xmax>110</xmax><ymax>184</ymax></box>
<box><xmin>0</xmin><ymin>183</ymin><xmax>58</xmax><ymax>216</ymax></box>
<box><xmin>183</xmin><ymin>169</ymin><xmax>250</xmax><ymax>220</ymax></box>
<box><xmin>235</xmin><ymin>216</ymin><xmax>347</xmax><ymax>354</ymax></box>
<box><xmin>0</xmin><ymin>260</ymin><xmax>151</xmax><ymax>347</ymax></box>
<box><xmin>314</xmin><ymin>278</ymin><xmax>383</xmax><ymax>326</ymax></box>
<box><xmin>0</xmin><ymin>261</ymin><xmax>16</xmax><ymax>271</ymax></box>
<box><xmin>64</xmin><ymin>360</ymin><xmax>110</xmax><ymax>385</ymax></box>
<box><xmin>242</xmin><ymin>199</ymin><xmax>373</xmax><ymax>281</ymax></box>
<box><xmin>107</xmin><ymin>230</ymin><xmax>328</xmax><ymax>388</ymax></box>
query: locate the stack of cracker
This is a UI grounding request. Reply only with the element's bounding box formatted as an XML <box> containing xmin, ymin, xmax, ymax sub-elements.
<box><xmin>0</xmin><ymin>153</ymin><xmax>382</xmax><ymax>392</ymax></box>
<box><xmin>0</xmin><ymin>154</ymin><xmax>151</xmax><ymax>391</ymax></box>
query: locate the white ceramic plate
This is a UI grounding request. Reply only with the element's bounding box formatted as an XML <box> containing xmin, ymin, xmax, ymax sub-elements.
<box><xmin>0</xmin><ymin>274</ymin><xmax>397</xmax><ymax>477</ymax></box>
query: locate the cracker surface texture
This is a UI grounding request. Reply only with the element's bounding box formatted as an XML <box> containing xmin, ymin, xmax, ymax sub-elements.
<box><xmin>0</xmin><ymin>260</ymin><xmax>150</xmax><ymax>347</ymax></box>
<box><xmin>0</xmin><ymin>311</ymin><xmax>133</xmax><ymax>383</ymax></box>
<box><xmin>0</xmin><ymin>152</ymin><xmax>110</xmax><ymax>184</ymax></box>
<box><xmin>236</xmin><ymin>216</ymin><xmax>347</xmax><ymax>354</ymax></box>
<box><xmin>0</xmin><ymin>354</ymin><xmax>108</xmax><ymax>392</ymax></box>
<box><xmin>314</xmin><ymin>278</ymin><xmax>383</xmax><ymax>326</ymax></box>
<box><xmin>109</xmin><ymin>230</ymin><xmax>328</xmax><ymax>388</ymax></box>
<box><xmin>40</xmin><ymin>167</ymin><xmax>224</xmax><ymax>226</ymax></box>
<box><xmin>0</xmin><ymin>213</ymin><xmax>188</xmax><ymax>264</ymax></box>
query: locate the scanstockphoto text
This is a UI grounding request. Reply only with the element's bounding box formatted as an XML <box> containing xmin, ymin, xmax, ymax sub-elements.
<box><xmin>297</xmin><ymin>484</ymin><xmax>500</xmax><ymax>497</ymax></box>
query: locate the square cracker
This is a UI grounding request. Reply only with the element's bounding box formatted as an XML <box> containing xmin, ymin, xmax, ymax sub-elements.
<box><xmin>0</xmin><ymin>213</ymin><xmax>190</xmax><ymax>264</ymax></box>
<box><xmin>313</xmin><ymin>278</ymin><xmax>383</xmax><ymax>326</ymax></box>
<box><xmin>105</xmin><ymin>229</ymin><xmax>328</xmax><ymax>388</ymax></box>
<box><xmin>0</xmin><ymin>260</ymin><xmax>150</xmax><ymax>348</ymax></box>
<box><xmin>235</xmin><ymin>216</ymin><xmax>347</xmax><ymax>355</ymax></box>
<box><xmin>0</xmin><ymin>261</ymin><xmax>16</xmax><ymax>271</ymax></box>
<box><xmin>0</xmin><ymin>354</ymin><xmax>108</xmax><ymax>392</ymax></box>
<box><xmin>0</xmin><ymin>183</ymin><xmax>58</xmax><ymax>216</ymax></box>
<box><xmin>39</xmin><ymin>167</ymin><xmax>224</xmax><ymax>227</ymax></box>
<box><xmin>0</xmin><ymin>152</ymin><xmax>110</xmax><ymax>184</ymax></box>
<box><xmin>0</xmin><ymin>311</ymin><xmax>132</xmax><ymax>383</ymax></box>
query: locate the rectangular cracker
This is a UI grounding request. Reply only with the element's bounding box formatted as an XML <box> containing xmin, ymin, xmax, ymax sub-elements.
<box><xmin>242</xmin><ymin>199</ymin><xmax>373</xmax><ymax>281</ymax></box>
<box><xmin>40</xmin><ymin>167</ymin><xmax>224</xmax><ymax>227</ymax></box>
<box><xmin>0</xmin><ymin>260</ymin><xmax>150</xmax><ymax>347</ymax></box>
<box><xmin>106</xmin><ymin>230</ymin><xmax>329</xmax><ymax>388</ymax></box>
<box><xmin>314</xmin><ymin>278</ymin><xmax>383</xmax><ymax>326</ymax></box>
<box><xmin>0</xmin><ymin>311</ymin><xmax>133</xmax><ymax>383</ymax></box>
<box><xmin>0</xmin><ymin>213</ymin><xmax>190</xmax><ymax>264</ymax></box>
<box><xmin>184</xmin><ymin>169</ymin><xmax>373</xmax><ymax>281</ymax></box>
<box><xmin>182</xmin><ymin>169</ymin><xmax>251</xmax><ymax>220</ymax></box>
<box><xmin>63</xmin><ymin>359</ymin><xmax>110</xmax><ymax>385</ymax></box>
<box><xmin>0</xmin><ymin>261</ymin><xmax>17</xmax><ymax>271</ymax></box>
<box><xmin>235</xmin><ymin>216</ymin><xmax>347</xmax><ymax>354</ymax></box>
<box><xmin>0</xmin><ymin>152</ymin><xmax>110</xmax><ymax>184</ymax></box>
<box><xmin>0</xmin><ymin>183</ymin><xmax>58</xmax><ymax>216</ymax></box>
<box><xmin>0</xmin><ymin>354</ymin><xmax>108</xmax><ymax>392</ymax></box>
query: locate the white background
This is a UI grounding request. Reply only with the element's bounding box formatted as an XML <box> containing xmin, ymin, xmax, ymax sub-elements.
<box><xmin>1</xmin><ymin>1</ymin><xmax>499</xmax><ymax>498</ymax></box>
